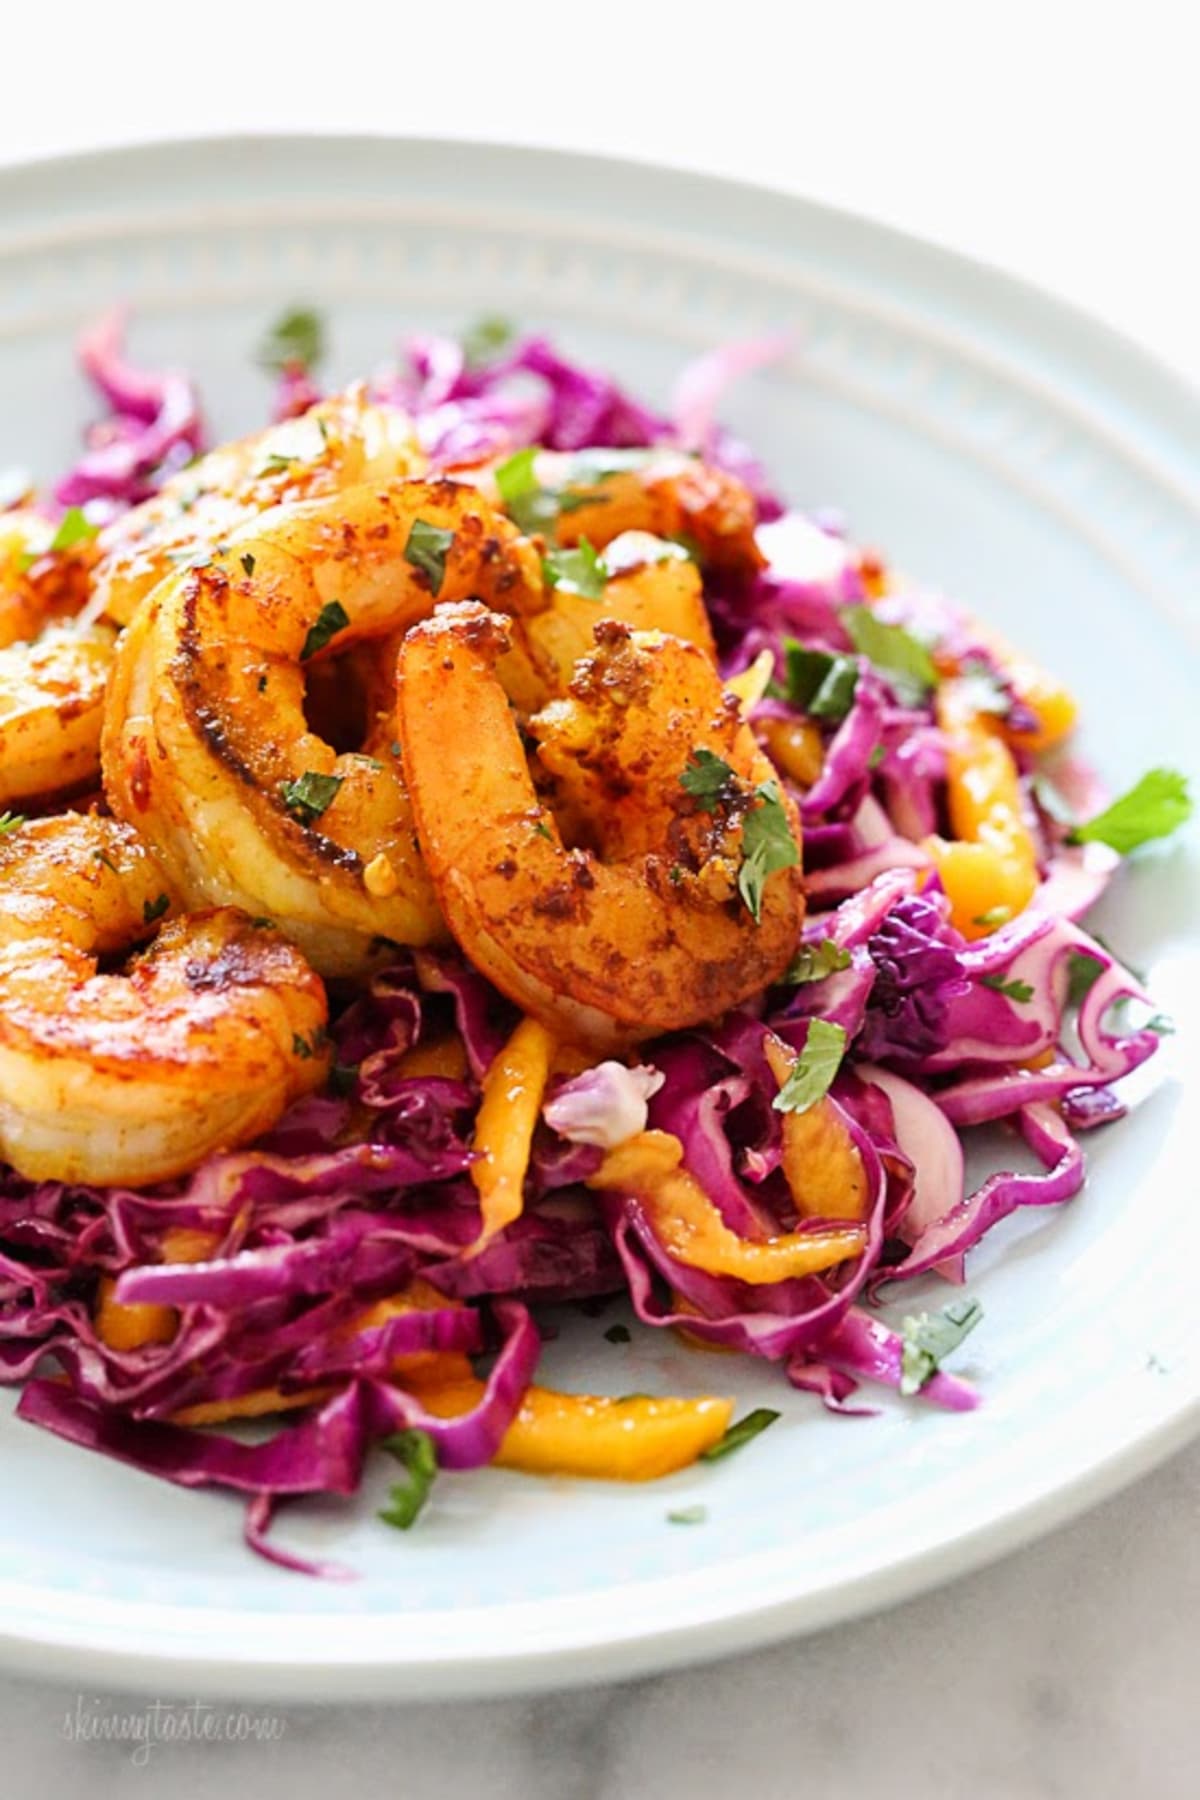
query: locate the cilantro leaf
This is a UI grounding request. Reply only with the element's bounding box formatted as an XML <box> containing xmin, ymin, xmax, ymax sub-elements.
<box><xmin>494</xmin><ymin>446</ymin><xmax>561</xmax><ymax>536</ymax></box>
<box><xmin>541</xmin><ymin>538</ymin><xmax>607</xmax><ymax>600</ymax></box>
<box><xmin>19</xmin><ymin>506</ymin><xmax>99</xmax><ymax>572</ymax></box>
<box><xmin>783</xmin><ymin>938</ymin><xmax>852</xmax><ymax>985</ymax></box>
<box><xmin>667</xmin><ymin>1505</ymin><xmax>708</xmax><ymax>1525</ymax></box>
<box><xmin>257</xmin><ymin>306</ymin><xmax>324</xmax><ymax>373</ymax></box>
<box><xmin>0</xmin><ymin>811</ymin><xmax>24</xmax><ymax>837</ymax></box>
<box><xmin>700</xmin><ymin>1408</ymin><xmax>781</xmax><ymax>1462</ymax></box>
<box><xmin>403</xmin><ymin>519</ymin><xmax>455</xmax><ymax>596</ymax></box>
<box><xmin>48</xmin><ymin>507</ymin><xmax>100</xmax><ymax>555</ymax></box>
<box><xmin>280</xmin><ymin>770</ymin><xmax>343</xmax><ymax>825</ymax></box>
<box><xmin>738</xmin><ymin>779</ymin><xmax>800</xmax><ymax>923</ymax></box>
<box><xmin>979</xmin><ymin>974</ymin><xmax>1034</xmax><ymax>1002</ymax></box>
<box><xmin>1065</xmin><ymin>950</ymin><xmax>1104</xmax><ymax>1007</ymax></box>
<box><xmin>679</xmin><ymin>747</ymin><xmax>738</xmax><ymax>811</ymax></box>
<box><xmin>1068</xmin><ymin>768</ymin><xmax>1192</xmax><ymax>855</ymax></box>
<box><xmin>461</xmin><ymin>315</ymin><xmax>513</xmax><ymax>368</ymax></box>
<box><xmin>141</xmin><ymin>893</ymin><xmax>170</xmax><ymax>924</ymax></box>
<box><xmin>328</xmin><ymin>1062</ymin><xmax>359</xmax><ymax>1097</ymax></box>
<box><xmin>973</xmin><ymin>905</ymin><xmax>1012</xmax><ymax>929</ymax></box>
<box><xmin>899</xmin><ymin>1298</ymin><xmax>983</xmax><ymax>1396</ymax></box>
<box><xmin>240</xmin><ymin>552</ymin><xmax>256</xmax><ymax>577</ymax></box>
<box><xmin>772</xmin><ymin>1018</ymin><xmax>847</xmax><ymax>1114</ymax></box>
<box><xmin>300</xmin><ymin>598</ymin><xmax>350</xmax><ymax>662</ymax></box>
<box><xmin>779</xmin><ymin>640</ymin><xmax>860</xmax><ymax>722</ymax></box>
<box><xmin>841</xmin><ymin>606</ymin><xmax>938</xmax><ymax>707</ymax></box>
<box><xmin>377</xmin><ymin>1429</ymin><xmax>438</xmax><ymax>1530</ymax></box>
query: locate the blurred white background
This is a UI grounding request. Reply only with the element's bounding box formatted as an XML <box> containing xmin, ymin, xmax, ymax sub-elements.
<box><xmin>4</xmin><ymin>0</ymin><xmax>1197</xmax><ymax>383</ymax></box>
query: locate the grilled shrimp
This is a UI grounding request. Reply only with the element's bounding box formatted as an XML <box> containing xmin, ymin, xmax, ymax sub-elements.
<box><xmin>0</xmin><ymin>623</ymin><xmax>115</xmax><ymax>807</ymax></box>
<box><xmin>499</xmin><ymin>533</ymin><xmax>717</xmax><ymax>709</ymax></box>
<box><xmin>91</xmin><ymin>388</ymin><xmax>424</xmax><ymax>627</ymax></box>
<box><xmin>0</xmin><ymin>509</ymin><xmax>95</xmax><ymax>648</ymax></box>
<box><xmin>0</xmin><ymin>814</ymin><xmax>328</xmax><ymax>1184</ymax></box>
<box><xmin>397</xmin><ymin>605</ymin><xmax>804</xmax><ymax>1049</ymax></box>
<box><xmin>470</xmin><ymin>448</ymin><xmax>764</xmax><ymax>581</ymax></box>
<box><xmin>103</xmin><ymin>479</ymin><xmax>544</xmax><ymax>975</ymax></box>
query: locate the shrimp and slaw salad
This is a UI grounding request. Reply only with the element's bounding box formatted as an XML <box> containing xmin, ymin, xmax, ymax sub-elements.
<box><xmin>0</xmin><ymin>308</ymin><xmax>1188</xmax><ymax>1574</ymax></box>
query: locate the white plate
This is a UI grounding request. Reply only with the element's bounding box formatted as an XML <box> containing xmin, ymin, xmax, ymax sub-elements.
<box><xmin>0</xmin><ymin>134</ymin><xmax>1195</xmax><ymax>1702</ymax></box>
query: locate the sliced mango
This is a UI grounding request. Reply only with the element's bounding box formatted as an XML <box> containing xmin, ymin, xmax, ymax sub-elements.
<box><xmin>470</xmin><ymin>1016</ymin><xmax>557</xmax><ymax>1244</ymax></box>
<box><xmin>589</xmin><ymin>1131</ymin><xmax>865</xmax><ymax>1284</ymax></box>
<box><xmin>416</xmin><ymin>1379</ymin><xmax>734</xmax><ymax>1480</ymax></box>
<box><xmin>762</xmin><ymin>1037</ymin><xmax>868</xmax><ymax>1221</ymax></box>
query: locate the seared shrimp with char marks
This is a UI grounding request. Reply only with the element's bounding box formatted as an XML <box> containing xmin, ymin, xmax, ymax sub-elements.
<box><xmin>90</xmin><ymin>387</ymin><xmax>425</xmax><ymax>627</ymax></box>
<box><xmin>397</xmin><ymin>606</ymin><xmax>804</xmax><ymax>1049</ymax></box>
<box><xmin>0</xmin><ymin>814</ymin><xmax>328</xmax><ymax>1185</ymax></box>
<box><xmin>103</xmin><ymin>478</ymin><xmax>544</xmax><ymax>975</ymax></box>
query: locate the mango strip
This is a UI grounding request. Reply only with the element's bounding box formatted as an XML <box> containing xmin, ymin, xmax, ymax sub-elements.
<box><xmin>926</xmin><ymin>678</ymin><xmax>1039</xmax><ymax>939</ymax></box>
<box><xmin>414</xmin><ymin>1379</ymin><xmax>734</xmax><ymax>1480</ymax></box>
<box><xmin>469</xmin><ymin>1016</ymin><xmax>557</xmax><ymax>1246</ymax></box>
<box><xmin>94</xmin><ymin>1226</ymin><xmax>219</xmax><ymax>1353</ymax></box>
<box><xmin>588</xmin><ymin>1130</ymin><xmax>866</xmax><ymax>1283</ymax></box>
<box><xmin>762</xmin><ymin>1038</ymin><xmax>869</xmax><ymax>1221</ymax></box>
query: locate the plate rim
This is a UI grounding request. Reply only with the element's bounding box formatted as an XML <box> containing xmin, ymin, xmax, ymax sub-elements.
<box><xmin>0</xmin><ymin>129</ymin><xmax>1195</xmax><ymax>1701</ymax></box>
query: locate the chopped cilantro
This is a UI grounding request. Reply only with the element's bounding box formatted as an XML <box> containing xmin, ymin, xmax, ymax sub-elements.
<box><xmin>532</xmin><ymin>820</ymin><xmax>553</xmax><ymax>842</ymax></box>
<box><xmin>541</xmin><ymin>538</ymin><xmax>607</xmax><ymax>600</ymax></box>
<box><xmin>778</xmin><ymin>640</ymin><xmax>859</xmax><ymax>722</ymax></box>
<box><xmin>772</xmin><ymin>1018</ymin><xmax>847</xmax><ymax>1115</ymax></box>
<box><xmin>260</xmin><ymin>452</ymin><xmax>297</xmax><ymax>473</ymax></box>
<box><xmin>700</xmin><ymin>1408</ymin><xmax>781</xmax><ymax>1462</ymax></box>
<box><xmin>240</xmin><ymin>552</ymin><xmax>256</xmax><ymax>577</ymax></box>
<box><xmin>93</xmin><ymin>849</ymin><xmax>119</xmax><ymax>873</ymax></box>
<box><xmin>738</xmin><ymin>780</ymin><xmax>800</xmax><ymax>923</ymax></box>
<box><xmin>0</xmin><ymin>812</ymin><xmax>25</xmax><ymax>837</ymax></box>
<box><xmin>899</xmin><ymin>1298</ymin><xmax>983</xmax><ymax>1395</ymax></box>
<box><xmin>667</xmin><ymin>1505</ymin><xmax>708</xmax><ymax>1525</ymax></box>
<box><xmin>378</xmin><ymin>1429</ymin><xmax>438</xmax><ymax>1530</ymax></box>
<box><xmin>1066</xmin><ymin>950</ymin><xmax>1105</xmax><ymax>1007</ymax></box>
<box><xmin>979</xmin><ymin>974</ymin><xmax>1034</xmax><ymax>1002</ymax></box>
<box><xmin>19</xmin><ymin>506</ymin><xmax>98</xmax><ymax>571</ymax></box>
<box><xmin>973</xmin><ymin>905</ymin><xmax>1012</xmax><ymax>928</ymax></box>
<box><xmin>494</xmin><ymin>446</ymin><xmax>559</xmax><ymax>535</ymax></box>
<box><xmin>783</xmin><ymin>938</ymin><xmax>852</xmax><ymax>985</ymax></box>
<box><xmin>48</xmin><ymin>507</ymin><xmax>100</xmax><ymax>555</ymax></box>
<box><xmin>257</xmin><ymin>306</ymin><xmax>325</xmax><ymax>373</ymax></box>
<box><xmin>141</xmin><ymin>893</ymin><xmax>170</xmax><ymax>924</ymax></box>
<box><xmin>280</xmin><ymin>770</ymin><xmax>343</xmax><ymax>825</ymax></box>
<box><xmin>841</xmin><ymin>606</ymin><xmax>938</xmax><ymax>707</ymax></box>
<box><xmin>403</xmin><ymin>519</ymin><xmax>455</xmax><ymax>596</ymax></box>
<box><xmin>300</xmin><ymin>598</ymin><xmax>350</xmax><ymax>662</ymax></box>
<box><xmin>328</xmin><ymin>1062</ymin><xmax>359</xmax><ymax>1096</ymax></box>
<box><xmin>461</xmin><ymin>315</ymin><xmax>513</xmax><ymax>367</ymax></box>
<box><xmin>1068</xmin><ymin>768</ymin><xmax>1192</xmax><ymax>855</ymax></box>
<box><xmin>679</xmin><ymin>747</ymin><xmax>738</xmax><ymax>811</ymax></box>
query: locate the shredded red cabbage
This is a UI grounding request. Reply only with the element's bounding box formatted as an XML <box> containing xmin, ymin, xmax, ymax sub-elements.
<box><xmin>3</xmin><ymin>317</ymin><xmax>1170</xmax><ymax>1573</ymax></box>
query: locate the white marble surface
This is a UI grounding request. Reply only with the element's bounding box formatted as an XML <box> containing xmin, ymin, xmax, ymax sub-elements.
<box><xmin>1</xmin><ymin>1439</ymin><xmax>1195</xmax><ymax>1797</ymax></box>
<box><xmin>1</xmin><ymin>3</ymin><xmax>1197</xmax><ymax>1792</ymax></box>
